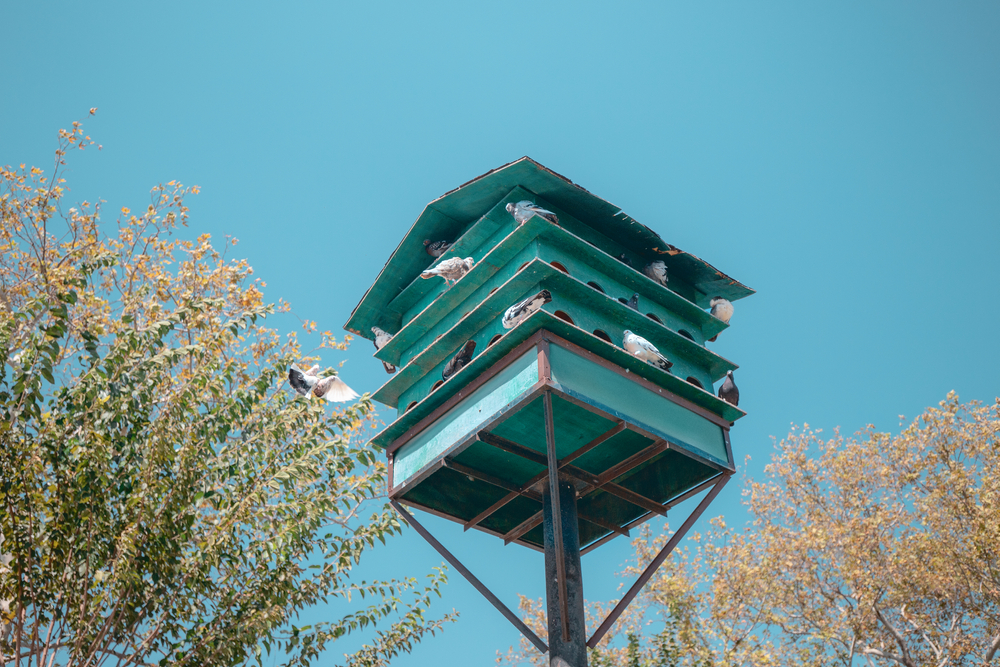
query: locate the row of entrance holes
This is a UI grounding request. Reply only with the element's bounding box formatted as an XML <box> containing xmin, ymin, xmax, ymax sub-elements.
<box><xmin>402</xmin><ymin>261</ymin><xmax>706</xmax><ymax>412</ymax></box>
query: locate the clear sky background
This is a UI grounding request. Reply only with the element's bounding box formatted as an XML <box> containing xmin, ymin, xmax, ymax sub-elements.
<box><xmin>3</xmin><ymin>2</ymin><xmax>999</xmax><ymax>664</ymax></box>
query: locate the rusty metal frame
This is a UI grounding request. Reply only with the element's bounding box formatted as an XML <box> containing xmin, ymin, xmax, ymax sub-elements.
<box><xmin>586</xmin><ymin>474</ymin><xmax>731</xmax><ymax>648</ymax></box>
<box><xmin>390</xmin><ymin>500</ymin><xmax>549</xmax><ymax>655</ymax></box>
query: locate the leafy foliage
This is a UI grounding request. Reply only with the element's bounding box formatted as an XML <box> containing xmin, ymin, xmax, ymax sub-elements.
<box><xmin>0</xmin><ymin>116</ymin><xmax>455</xmax><ymax>666</ymax></box>
<box><xmin>500</xmin><ymin>394</ymin><xmax>1000</xmax><ymax>666</ymax></box>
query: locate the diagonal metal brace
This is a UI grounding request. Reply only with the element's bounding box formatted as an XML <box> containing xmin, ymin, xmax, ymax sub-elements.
<box><xmin>390</xmin><ymin>500</ymin><xmax>549</xmax><ymax>655</ymax></box>
<box><xmin>586</xmin><ymin>474</ymin><xmax>731</xmax><ymax>648</ymax></box>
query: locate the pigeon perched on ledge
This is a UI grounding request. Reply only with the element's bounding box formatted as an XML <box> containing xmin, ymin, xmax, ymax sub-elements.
<box><xmin>625</xmin><ymin>293</ymin><xmax>639</xmax><ymax>311</ymax></box>
<box><xmin>708</xmin><ymin>297</ymin><xmax>734</xmax><ymax>343</ymax></box>
<box><xmin>617</xmin><ymin>253</ymin><xmax>633</xmax><ymax>267</ymax></box>
<box><xmin>718</xmin><ymin>370</ymin><xmax>739</xmax><ymax>406</ymax></box>
<box><xmin>420</xmin><ymin>257</ymin><xmax>475</xmax><ymax>286</ymax></box>
<box><xmin>502</xmin><ymin>289</ymin><xmax>552</xmax><ymax>329</ymax></box>
<box><xmin>288</xmin><ymin>365</ymin><xmax>359</xmax><ymax>402</ymax></box>
<box><xmin>371</xmin><ymin>326</ymin><xmax>396</xmax><ymax>374</ymax></box>
<box><xmin>622</xmin><ymin>330</ymin><xmax>673</xmax><ymax>371</ymax></box>
<box><xmin>423</xmin><ymin>239</ymin><xmax>452</xmax><ymax>258</ymax></box>
<box><xmin>443</xmin><ymin>340</ymin><xmax>476</xmax><ymax>381</ymax></box>
<box><xmin>506</xmin><ymin>200</ymin><xmax>558</xmax><ymax>225</ymax></box>
<box><xmin>643</xmin><ymin>261</ymin><xmax>668</xmax><ymax>286</ymax></box>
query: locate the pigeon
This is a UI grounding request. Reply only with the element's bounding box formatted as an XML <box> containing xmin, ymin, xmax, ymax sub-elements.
<box><xmin>707</xmin><ymin>297</ymin><xmax>734</xmax><ymax>343</ymax></box>
<box><xmin>443</xmin><ymin>340</ymin><xmax>476</xmax><ymax>381</ymax></box>
<box><xmin>423</xmin><ymin>239</ymin><xmax>452</xmax><ymax>258</ymax></box>
<box><xmin>622</xmin><ymin>330</ymin><xmax>673</xmax><ymax>371</ymax></box>
<box><xmin>288</xmin><ymin>364</ymin><xmax>359</xmax><ymax>403</ymax></box>
<box><xmin>624</xmin><ymin>293</ymin><xmax>639</xmax><ymax>311</ymax></box>
<box><xmin>718</xmin><ymin>370</ymin><xmax>739</xmax><ymax>406</ymax></box>
<box><xmin>502</xmin><ymin>289</ymin><xmax>552</xmax><ymax>329</ymax></box>
<box><xmin>643</xmin><ymin>261</ymin><xmax>668</xmax><ymax>286</ymax></box>
<box><xmin>617</xmin><ymin>253</ymin><xmax>633</xmax><ymax>267</ymax></box>
<box><xmin>371</xmin><ymin>326</ymin><xmax>396</xmax><ymax>374</ymax></box>
<box><xmin>420</xmin><ymin>257</ymin><xmax>475</xmax><ymax>286</ymax></box>
<box><xmin>506</xmin><ymin>200</ymin><xmax>558</xmax><ymax>225</ymax></box>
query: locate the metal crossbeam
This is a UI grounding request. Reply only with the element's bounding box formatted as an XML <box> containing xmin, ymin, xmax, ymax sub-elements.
<box><xmin>586</xmin><ymin>475</ymin><xmax>731</xmax><ymax>648</ymax></box>
<box><xmin>390</xmin><ymin>500</ymin><xmax>549</xmax><ymax>655</ymax></box>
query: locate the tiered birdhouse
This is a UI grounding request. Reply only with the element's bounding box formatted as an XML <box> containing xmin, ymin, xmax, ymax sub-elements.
<box><xmin>344</xmin><ymin>157</ymin><xmax>752</xmax><ymax>553</ymax></box>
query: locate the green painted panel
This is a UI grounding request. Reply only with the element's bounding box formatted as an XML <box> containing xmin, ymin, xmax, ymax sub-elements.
<box><xmin>394</xmin><ymin>348</ymin><xmax>539</xmax><ymax>485</ymax></box>
<box><xmin>571</xmin><ymin>428</ymin><xmax>656</xmax><ymax>476</ymax></box>
<box><xmin>451</xmin><ymin>438</ymin><xmax>544</xmax><ymax>487</ymax></box>
<box><xmin>548</xmin><ymin>344</ymin><xmax>729</xmax><ymax>466</ymax></box>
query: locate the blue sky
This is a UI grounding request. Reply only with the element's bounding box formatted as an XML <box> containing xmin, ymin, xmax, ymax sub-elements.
<box><xmin>3</xmin><ymin>1</ymin><xmax>999</xmax><ymax>664</ymax></box>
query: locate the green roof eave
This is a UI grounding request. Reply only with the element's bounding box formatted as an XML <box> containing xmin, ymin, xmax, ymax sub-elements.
<box><xmin>344</xmin><ymin>157</ymin><xmax>754</xmax><ymax>341</ymax></box>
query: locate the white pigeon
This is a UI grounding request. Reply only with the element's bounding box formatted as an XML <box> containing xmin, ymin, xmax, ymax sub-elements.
<box><xmin>622</xmin><ymin>330</ymin><xmax>673</xmax><ymax>371</ymax></box>
<box><xmin>371</xmin><ymin>326</ymin><xmax>396</xmax><ymax>374</ymax></box>
<box><xmin>502</xmin><ymin>289</ymin><xmax>552</xmax><ymax>329</ymax></box>
<box><xmin>708</xmin><ymin>296</ymin><xmax>734</xmax><ymax>343</ymax></box>
<box><xmin>420</xmin><ymin>257</ymin><xmax>475</xmax><ymax>286</ymax></box>
<box><xmin>643</xmin><ymin>261</ymin><xmax>668</xmax><ymax>286</ymax></box>
<box><xmin>506</xmin><ymin>200</ymin><xmax>559</xmax><ymax>225</ymax></box>
<box><xmin>288</xmin><ymin>364</ymin><xmax>359</xmax><ymax>403</ymax></box>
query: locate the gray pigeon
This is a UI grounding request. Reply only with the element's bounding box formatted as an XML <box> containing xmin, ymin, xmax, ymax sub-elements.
<box><xmin>617</xmin><ymin>253</ymin><xmax>633</xmax><ymax>267</ymax></box>
<box><xmin>624</xmin><ymin>293</ymin><xmax>639</xmax><ymax>311</ymax></box>
<box><xmin>371</xmin><ymin>326</ymin><xmax>396</xmax><ymax>374</ymax></box>
<box><xmin>443</xmin><ymin>340</ymin><xmax>476</xmax><ymax>381</ymax></box>
<box><xmin>622</xmin><ymin>330</ymin><xmax>672</xmax><ymax>371</ymax></box>
<box><xmin>506</xmin><ymin>200</ymin><xmax>558</xmax><ymax>225</ymax></box>
<box><xmin>502</xmin><ymin>289</ymin><xmax>552</xmax><ymax>329</ymax></box>
<box><xmin>643</xmin><ymin>261</ymin><xmax>668</xmax><ymax>286</ymax></box>
<box><xmin>707</xmin><ymin>297</ymin><xmax>734</xmax><ymax>343</ymax></box>
<box><xmin>288</xmin><ymin>364</ymin><xmax>359</xmax><ymax>403</ymax></box>
<box><xmin>423</xmin><ymin>239</ymin><xmax>452</xmax><ymax>258</ymax></box>
<box><xmin>718</xmin><ymin>370</ymin><xmax>739</xmax><ymax>406</ymax></box>
<box><xmin>420</xmin><ymin>256</ymin><xmax>475</xmax><ymax>286</ymax></box>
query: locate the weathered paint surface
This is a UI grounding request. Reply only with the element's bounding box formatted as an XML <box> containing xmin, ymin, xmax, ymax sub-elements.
<box><xmin>393</xmin><ymin>348</ymin><xmax>539</xmax><ymax>485</ymax></box>
<box><xmin>547</xmin><ymin>344</ymin><xmax>729</xmax><ymax>466</ymax></box>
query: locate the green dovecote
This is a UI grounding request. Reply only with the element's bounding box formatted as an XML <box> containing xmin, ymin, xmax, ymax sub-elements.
<box><xmin>344</xmin><ymin>157</ymin><xmax>753</xmax><ymax>552</ymax></box>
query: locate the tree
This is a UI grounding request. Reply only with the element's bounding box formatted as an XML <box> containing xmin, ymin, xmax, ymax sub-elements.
<box><xmin>500</xmin><ymin>394</ymin><xmax>1000</xmax><ymax>666</ymax></box>
<box><xmin>0</xmin><ymin>115</ymin><xmax>455</xmax><ymax>667</ymax></box>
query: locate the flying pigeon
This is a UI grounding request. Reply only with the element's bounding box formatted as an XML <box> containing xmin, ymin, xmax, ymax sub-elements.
<box><xmin>506</xmin><ymin>200</ymin><xmax>558</xmax><ymax>225</ymax></box>
<box><xmin>443</xmin><ymin>340</ymin><xmax>476</xmax><ymax>381</ymax></box>
<box><xmin>420</xmin><ymin>257</ymin><xmax>475</xmax><ymax>286</ymax></box>
<box><xmin>617</xmin><ymin>253</ymin><xmax>633</xmax><ymax>267</ymax></box>
<box><xmin>423</xmin><ymin>239</ymin><xmax>452</xmax><ymax>258</ymax></box>
<box><xmin>718</xmin><ymin>370</ymin><xmax>739</xmax><ymax>406</ymax></box>
<box><xmin>371</xmin><ymin>326</ymin><xmax>396</xmax><ymax>374</ymax></box>
<box><xmin>288</xmin><ymin>364</ymin><xmax>359</xmax><ymax>403</ymax></box>
<box><xmin>707</xmin><ymin>297</ymin><xmax>734</xmax><ymax>343</ymax></box>
<box><xmin>624</xmin><ymin>293</ymin><xmax>639</xmax><ymax>311</ymax></box>
<box><xmin>502</xmin><ymin>289</ymin><xmax>552</xmax><ymax>329</ymax></box>
<box><xmin>643</xmin><ymin>261</ymin><xmax>668</xmax><ymax>286</ymax></box>
<box><xmin>622</xmin><ymin>330</ymin><xmax>673</xmax><ymax>371</ymax></box>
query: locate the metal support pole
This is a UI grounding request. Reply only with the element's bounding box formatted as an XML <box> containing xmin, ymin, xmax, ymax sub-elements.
<box><xmin>542</xmin><ymin>391</ymin><xmax>571</xmax><ymax>644</ymax></box>
<box><xmin>543</xmin><ymin>479</ymin><xmax>588</xmax><ymax>667</ymax></box>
